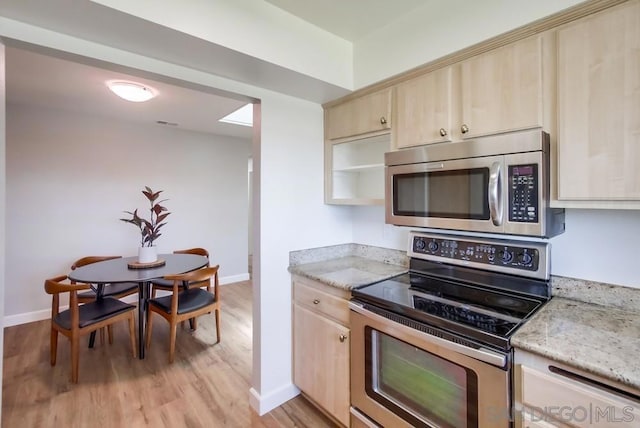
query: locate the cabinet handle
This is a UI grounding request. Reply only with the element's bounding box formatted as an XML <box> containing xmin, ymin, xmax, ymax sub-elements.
<box><xmin>339</xmin><ymin>334</ymin><xmax>348</xmax><ymax>343</ymax></box>
<box><xmin>439</xmin><ymin>128</ymin><xmax>447</xmax><ymax>137</ymax></box>
<box><xmin>461</xmin><ymin>124</ymin><xmax>469</xmax><ymax>134</ymax></box>
<box><xmin>313</xmin><ymin>299</ymin><xmax>320</xmax><ymax>305</ymax></box>
<box><xmin>380</xmin><ymin>116</ymin><xmax>387</xmax><ymax>125</ymax></box>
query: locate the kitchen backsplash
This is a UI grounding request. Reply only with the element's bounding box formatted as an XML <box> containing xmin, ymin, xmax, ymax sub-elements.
<box><xmin>289</xmin><ymin>243</ymin><xmax>408</xmax><ymax>267</ymax></box>
<box><xmin>552</xmin><ymin>276</ymin><xmax>640</xmax><ymax>313</ymax></box>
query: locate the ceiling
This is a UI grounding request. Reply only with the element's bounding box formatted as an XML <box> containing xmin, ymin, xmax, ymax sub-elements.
<box><xmin>5</xmin><ymin>47</ymin><xmax>254</xmax><ymax>139</ymax></box>
<box><xmin>3</xmin><ymin>1</ymin><xmax>428</xmax><ymax>137</ymax></box>
<box><xmin>264</xmin><ymin>0</ymin><xmax>427</xmax><ymax>41</ymax></box>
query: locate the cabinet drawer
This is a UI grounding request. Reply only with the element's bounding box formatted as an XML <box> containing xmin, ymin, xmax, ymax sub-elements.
<box><xmin>521</xmin><ymin>412</ymin><xmax>567</xmax><ymax>428</ymax></box>
<box><xmin>520</xmin><ymin>365</ymin><xmax>640</xmax><ymax>428</ymax></box>
<box><xmin>294</xmin><ymin>281</ymin><xmax>349</xmax><ymax>325</ymax></box>
<box><xmin>351</xmin><ymin>407</ymin><xmax>381</xmax><ymax>428</ymax></box>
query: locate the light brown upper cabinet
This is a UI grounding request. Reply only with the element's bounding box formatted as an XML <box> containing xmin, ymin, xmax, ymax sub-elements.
<box><xmin>459</xmin><ymin>35</ymin><xmax>545</xmax><ymax>139</ymax></box>
<box><xmin>394</xmin><ymin>67</ymin><xmax>453</xmax><ymax>148</ymax></box>
<box><xmin>394</xmin><ymin>34</ymin><xmax>553</xmax><ymax>149</ymax></box>
<box><xmin>325</xmin><ymin>88</ymin><xmax>392</xmax><ymax>140</ymax></box>
<box><xmin>556</xmin><ymin>0</ymin><xmax>640</xmax><ymax>205</ymax></box>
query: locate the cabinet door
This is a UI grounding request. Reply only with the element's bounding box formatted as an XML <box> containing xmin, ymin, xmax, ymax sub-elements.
<box><xmin>326</xmin><ymin>89</ymin><xmax>391</xmax><ymax>140</ymax></box>
<box><xmin>460</xmin><ymin>35</ymin><xmax>543</xmax><ymax>139</ymax></box>
<box><xmin>293</xmin><ymin>304</ymin><xmax>350</xmax><ymax>427</ymax></box>
<box><xmin>395</xmin><ymin>67</ymin><xmax>452</xmax><ymax>148</ymax></box>
<box><xmin>557</xmin><ymin>0</ymin><xmax>640</xmax><ymax>201</ymax></box>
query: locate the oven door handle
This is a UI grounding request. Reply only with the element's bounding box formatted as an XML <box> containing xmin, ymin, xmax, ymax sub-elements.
<box><xmin>350</xmin><ymin>302</ymin><xmax>507</xmax><ymax>368</ymax></box>
<box><xmin>488</xmin><ymin>161</ymin><xmax>503</xmax><ymax>226</ymax></box>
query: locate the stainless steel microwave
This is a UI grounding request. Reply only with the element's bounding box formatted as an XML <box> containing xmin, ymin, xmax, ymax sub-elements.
<box><xmin>385</xmin><ymin>130</ymin><xmax>565</xmax><ymax>238</ymax></box>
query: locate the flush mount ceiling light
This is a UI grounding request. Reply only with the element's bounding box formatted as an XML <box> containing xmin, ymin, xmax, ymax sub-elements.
<box><xmin>106</xmin><ymin>80</ymin><xmax>157</xmax><ymax>102</ymax></box>
<box><xmin>219</xmin><ymin>103</ymin><xmax>253</xmax><ymax>127</ymax></box>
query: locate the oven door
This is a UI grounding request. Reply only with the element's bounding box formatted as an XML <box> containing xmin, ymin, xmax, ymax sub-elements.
<box><xmin>350</xmin><ymin>302</ymin><xmax>511</xmax><ymax>428</ymax></box>
<box><xmin>385</xmin><ymin>155</ymin><xmax>506</xmax><ymax>234</ymax></box>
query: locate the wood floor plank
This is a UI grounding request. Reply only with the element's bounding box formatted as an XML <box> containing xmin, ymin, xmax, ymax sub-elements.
<box><xmin>2</xmin><ymin>281</ymin><xmax>337</xmax><ymax>427</ymax></box>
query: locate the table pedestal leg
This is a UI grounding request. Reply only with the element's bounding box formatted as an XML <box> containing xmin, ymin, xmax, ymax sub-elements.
<box><xmin>138</xmin><ymin>281</ymin><xmax>148</xmax><ymax>359</ymax></box>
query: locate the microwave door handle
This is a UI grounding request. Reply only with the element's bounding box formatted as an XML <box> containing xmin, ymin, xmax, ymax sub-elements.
<box><xmin>489</xmin><ymin>162</ymin><xmax>504</xmax><ymax>226</ymax></box>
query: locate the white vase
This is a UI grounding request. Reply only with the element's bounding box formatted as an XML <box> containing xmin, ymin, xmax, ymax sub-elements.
<box><xmin>138</xmin><ymin>246</ymin><xmax>158</xmax><ymax>263</ymax></box>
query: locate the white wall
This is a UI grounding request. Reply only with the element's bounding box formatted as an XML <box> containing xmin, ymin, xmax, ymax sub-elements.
<box><xmin>352</xmin><ymin>206</ymin><xmax>640</xmax><ymax>289</ymax></box>
<box><xmin>353</xmin><ymin>0</ymin><xmax>586</xmax><ymax>88</ymax></box>
<box><xmin>5</xmin><ymin>102</ymin><xmax>251</xmax><ymax>319</ymax></box>
<box><xmin>252</xmin><ymin>95</ymin><xmax>353</xmax><ymax>411</ymax></box>
<box><xmin>0</xmin><ymin>41</ymin><xmax>6</xmax><ymax>422</ymax></box>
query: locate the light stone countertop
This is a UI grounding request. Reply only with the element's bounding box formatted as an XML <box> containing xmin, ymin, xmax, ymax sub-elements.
<box><xmin>288</xmin><ymin>255</ymin><xmax>408</xmax><ymax>290</ymax></box>
<box><xmin>512</xmin><ymin>297</ymin><xmax>640</xmax><ymax>392</ymax></box>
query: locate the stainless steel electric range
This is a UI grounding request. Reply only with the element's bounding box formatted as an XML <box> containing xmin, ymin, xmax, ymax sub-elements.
<box><xmin>349</xmin><ymin>231</ymin><xmax>552</xmax><ymax>428</ymax></box>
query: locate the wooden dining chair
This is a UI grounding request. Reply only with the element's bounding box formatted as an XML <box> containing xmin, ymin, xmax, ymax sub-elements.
<box><xmin>44</xmin><ymin>275</ymin><xmax>137</xmax><ymax>383</ymax></box>
<box><xmin>145</xmin><ymin>265</ymin><xmax>220</xmax><ymax>363</ymax></box>
<box><xmin>150</xmin><ymin>248</ymin><xmax>210</xmax><ymax>298</ymax></box>
<box><xmin>71</xmin><ymin>256</ymin><xmax>139</xmax><ymax>345</ymax></box>
<box><xmin>71</xmin><ymin>256</ymin><xmax>139</xmax><ymax>304</ymax></box>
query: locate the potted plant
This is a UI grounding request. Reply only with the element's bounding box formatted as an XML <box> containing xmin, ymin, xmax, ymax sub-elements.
<box><xmin>120</xmin><ymin>186</ymin><xmax>171</xmax><ymax>263</ymax></box>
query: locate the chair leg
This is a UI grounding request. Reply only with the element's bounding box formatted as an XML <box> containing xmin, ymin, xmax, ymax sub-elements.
<box><xmin>145</xmin><ymin>311</ymin><xmax>154</xmax><ymax>350</ymax></box>
<box><xmin>215</xmin><ymin>308</ymin><xmax>221</xmax><ymax>344</ymax></box>
<box><xmin>191</xmin><ymin>317</ymin><xmax>197</xmax><ymax>331</ymax></box>
<box><xmin>71</xmin><ymin>335</ymin><xmax>80</xmax><ymax>383</ymax></box>
<box><xmin>107</xmin><ymin>325</ymin><xmax>114</xmax><ymax>344</ymax></box>
<box><xmin>169</xmin><ymin>322</ymin><xmax>177</xmax><ymax>364</ymax></box>
<box><xmin>50</xmin><ymin>327</ymin><xmax>58</xmax><ymax>366</ymax></box>
<box><xmin>100</xmin><ymin>328</ymin><xmax>105</xmax><ymax>345</ymax></box>
<box><xmin>128</xmin><ymin>315</ymin><xmax>137</xmax><ymax>358</ymax></box>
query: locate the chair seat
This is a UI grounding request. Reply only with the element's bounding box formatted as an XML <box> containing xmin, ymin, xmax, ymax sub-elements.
<box><xmin>150</xmin><ymin>278</ymin><xmax>207</xmax><ymax>290</ymax></box>
<box><xmin>149</xmin><ymin>288</ymin><xmax>215</xmax><ymax>315</ymax></box>
<box><xmin>54</xmin><ymin>297</ymin><xmax>136</xmax><ymax>330</ymax></box>
<box><xmin>77</xmin><ymin>282</ymin><xmax>138</xmax><ymax>299</ymax></box>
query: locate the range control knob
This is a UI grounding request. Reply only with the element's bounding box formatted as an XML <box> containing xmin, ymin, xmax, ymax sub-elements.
<box><xmin>427</xmin><ymin>241</ymin><xmax>439</xmax><ymax>252</ymax></box>
<box><xmin>415</xmin><ymin>239</ymin><xmax>426</xmax><ymax>251</ymax></box>
<box><xmin>498</xmin><ymin>249</ymin><xmax>513</xmax><ymax>263</ymax></box>
<box><xmin>518</xmin><ymin>252</ymin><xmax>533</xmax><ymax>265</ymax></box>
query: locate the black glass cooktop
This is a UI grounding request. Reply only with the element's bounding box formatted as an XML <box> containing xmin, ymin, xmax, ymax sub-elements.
<box><xmin>352</xmin><ymin>268</ymin><xmax>548</xmax><ymax>350</ymax></box>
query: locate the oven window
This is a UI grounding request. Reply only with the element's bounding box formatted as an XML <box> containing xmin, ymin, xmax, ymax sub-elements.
<box><xmin>366</xmin><ymin>328</ymin><xmax>478</xmax><ymax>428</ymax></box>
<box><xmin>393</xmin><ymin>168</ymin><xmax>489</xmax><ymax>219</ymax></box>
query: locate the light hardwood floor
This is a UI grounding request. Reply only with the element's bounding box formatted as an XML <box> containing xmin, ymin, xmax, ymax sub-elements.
<box><xmin>2</xmin><ymin>281</ymin><xmax>337</xmax><ymax>427</ymax></box>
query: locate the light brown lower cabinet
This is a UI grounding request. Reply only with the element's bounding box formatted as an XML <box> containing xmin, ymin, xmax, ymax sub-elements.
<box><xmin>514</xmin><ymin>349</ymin><xmax>640</xmax><ymax>428</ymax></box>
<box><xmin>292</xmin><ymin>276</ymin><xmax>351</xmax><ymax>427</ymax></box>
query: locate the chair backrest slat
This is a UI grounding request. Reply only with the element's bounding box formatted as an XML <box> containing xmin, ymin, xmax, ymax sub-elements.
<box><xmin>173</xmin><ymin>248</ymin><xmax>209</xmax><ymax>258</ymax></box>
<box><xmin>71</xmin><ymin>256</ymin><xmax>122</xmax><ymax>270</ymax></box>
<box><xmin>164</xmin><ymin>265</ymin><xmax>219</xmax><ymax>284</ymax></box>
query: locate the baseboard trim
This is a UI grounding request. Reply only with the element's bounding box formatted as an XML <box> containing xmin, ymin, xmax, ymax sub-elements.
<box><xmin>220</xmin><ymin>273</ymin><xmax>250</xmax><ymax>284</ymax></box>
<box><xmin>3</xmin><ymin>273</ymin><xmax>251</xmax><ymax>327</ymax></box>
<box><xmin>249</xmin><ymin>383</ymin><xmax>300</xmax><ymax>416</ymax></box>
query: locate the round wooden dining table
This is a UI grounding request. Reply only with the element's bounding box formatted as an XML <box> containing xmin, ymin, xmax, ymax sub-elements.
<box><xmin>68</xmin><ymin>253</ymin><xmax>209</xmax><ymax>359</ymax></box>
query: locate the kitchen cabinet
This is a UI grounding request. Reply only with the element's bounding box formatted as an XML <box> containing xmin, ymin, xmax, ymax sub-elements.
<box><xmin>394</xmin><ymin>66</ymin><xmax>453</xmax><ymax>148</ymax></box>
<box><xmin>393</xmin><ymin>34</ymin><xmax>553</xmax><ymax>149</ymax></box>
<box><xmin>324</xmin><ymin>133</ymin><xmax>389</xmax><ymax>205</ymax></box>
<box><xmin>325</xmin><ymin>89</ymin><xmax>391</xmax><ymax>140</ymax></box>
<box><xmin>459</xmin><ymin>34</ymin><xmax>546</xmax><ymax>140</ymax></box>
<box><xmin>514</xmin><ymin>349</ymin><xmax>640</xmax><ymax>428</ymax></box>
<box><xmin>292</xmin><ymin>276</ymin><xmax>350</xmax><ymax>427</ymax></box>
<box><xmin>555</xmin><ymin>0</ymin><xmax>640</xmax><ymax>207</ymax></box>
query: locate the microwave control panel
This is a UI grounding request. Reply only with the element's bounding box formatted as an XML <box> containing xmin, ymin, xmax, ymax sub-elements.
<box><xmin>508</xmin><ymin>164</ymin><xmax>539</xmax><ymax>223</ymax></box>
